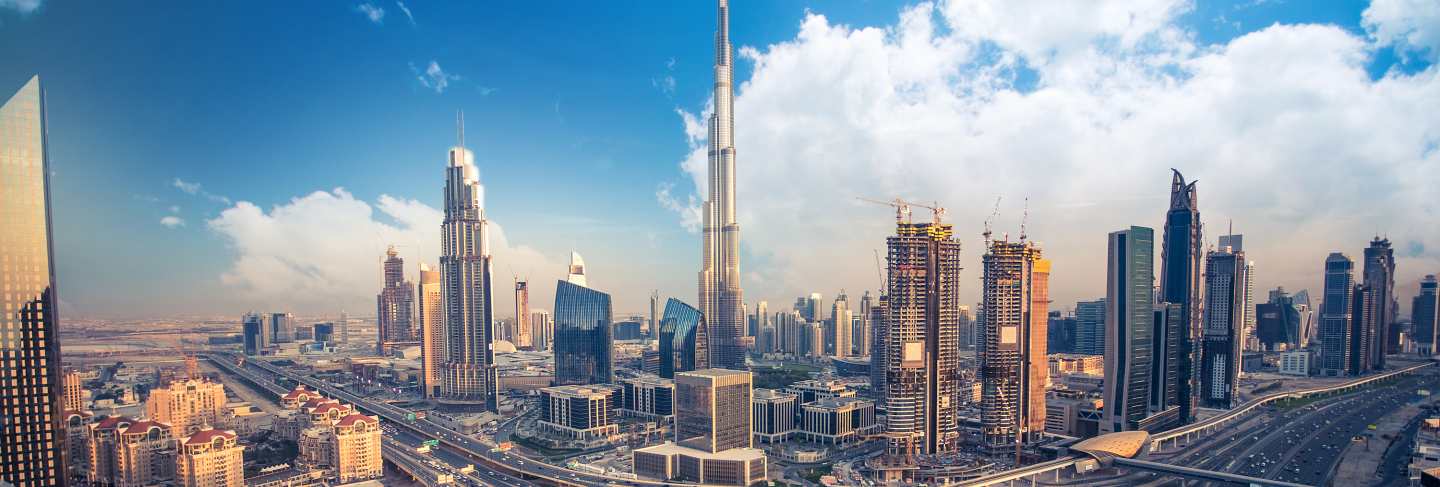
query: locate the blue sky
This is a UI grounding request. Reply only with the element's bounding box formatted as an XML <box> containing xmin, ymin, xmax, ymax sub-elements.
<box><xmin>1</xmin><ymin>0</ymin><xmax>1436</xmax><ymax>319</ymax></box>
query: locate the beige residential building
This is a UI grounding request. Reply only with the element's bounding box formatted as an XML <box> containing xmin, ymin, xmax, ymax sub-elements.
<box><xmin>177</xmin><ymin>429</ymin><xmax>245</xmax><ymax>487</ymax></box>
<box><xmin>147</xmin><ymin>378</ymin><xmax>227</xmax><ymax>437</ymax></box>
<box><xmin>115</xmin><ymin>420</ymin><xmax>176</xmax><ymax>487</ymax></box>
<box><xmin>418</xmin><ymin>264</ymin><xmax>443</xmax><ymax>399</ymax></box>
<box><xmin>63</xmin><ymin>411</ymin><xmax>94</xmax><ymax>485</ymax></box>
<box><xmin>89</xmin><ymin>416</ymin><xmax>135</xmax><ymax>486</ymax></box>
<box><xmin>64</xmin><ymin>369</ymin><xmax>86</xmax><ymax>412</ymax></box>
<box><xmin>332</xmin><ymin>414</ymin><xmax>383</xmax><ymax>483</ymax></box>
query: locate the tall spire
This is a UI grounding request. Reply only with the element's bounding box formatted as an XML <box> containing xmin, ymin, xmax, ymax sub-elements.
<box><xmin>457</xmin><ymin>109</ymin><xmax>465</xmax><ymax>148</ymax></box>
<box><xmin>698</xmin><ymin>0</ymin><xmax>745</xmax><ymax>370</ymax></box>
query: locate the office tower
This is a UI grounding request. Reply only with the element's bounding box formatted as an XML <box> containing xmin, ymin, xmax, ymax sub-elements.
<box><xmin>1293</xmin><ymin>290</ymin><xmax>1315</xmax><ymax>348</ymax></box>
<box><xmin>376</xmin><ymin>246</ymin><xmax>416</xmax><ymax>354</ymax></box>
<box><xmin>1257</xmin><ymin>288</ymin><xmax>1302</xmax><ymax>351</ymax></box>
<box><xmin>1200</xmin><ymin>246</ymin><xmax>1244</xmax><ymax>408</ymax></box>
<box><xmin>1414</xmin><ymin>276</ymin><xmax>1439</xmax><ymax>356</ymax></box>
<box><xmin>531</xmin><ymin>310</ymin><xmax>554</xmax><ymax>352</ymax></box>
<box><xmin>313</xmin><ymin>322</ymin><xmax>334</xmax><ymax>344</ymax></box>
<box><xmin>979</xmin><ymin>238</ymin><xmax>1050</xmax><ymax>452</ymax></box>
<box><xmin>884</xmin><ymin>215</ymin><xmax>963</xmax><ymax>455</ymax></box>
<box><xmin>115</xmin><ymin>420</ymin><xmax>175</xmax><ymax>487</ymax></box>
<box><xmin>1103</xmin><ymin>227</ymin><xmax>1154</xmax><ymax>433</ymax></box>
<box><xmin>566</xmin><ymin>251</ymin><xmax>587</xmax><ymax>287</ymax></box>
<box><xmin>63</xmin><ymin>370</ymin><xmax>85</xmax><ymax>412</ymax></box>
<box><xmin>753</xmin><ymin>300</ymin><xmax>769</xmax><ymax>340</ymax></box>
<box><xmin>0</xmin><ymin>77</ymin><xmax>66</xmax><ymax>487</ymax></box>
<box><xmin>868</xmin><ymin>295</ymin><xmax>889</xmax><ymax>392</ymax></box>
<box><xmin>676</xmin><ymin>369</ymin><xmax>753</xmax><ymax>451</ymax></box>
<box><xmin>752</xmin><ymin>389</ymin><xmax>798</xmax><ymax>443</ymax></box>
<box><xmin>1074</xmin><ymin>299</ymin><xmax>1107</xmax><ymax>355</ymax></box>
<box><xmin>339</xmin><ymin>311</ymin><xmax>349</xmax><ymax>345</ymax></box>
<box><xmin>1150</xmin><ymin>302</ymin><xmax>1182</xmax><ymax>424</ymax></box>
<box><xmin>1160</xmin><ymin>169</ymin><xmax>1203</xmax><ymax>423</ymax></box>
<box><xmin>1350</xmin><ymin>283</ymin><xmax>1377</xmax><ymax>374</ymax></box>
<box><xmin>538</xmin><ymin>385</ymin><xmax>622</xmax><ymax>441</ymax></box>
<box><xmin>331</xmin><ymin>414</ymin><xmax>383</xmax><ymax>483</ymax></box>
<box><xmin>620</xmin><ymin>375</ymin><xmax>675</xmax><ymax>421</ymax></box>
<box><xmin>806</xmin><ymin>322</ymin><xmax>825</xmax><ymax>360</ymax></box>
<box><xmin>660</xmin><ymin>298</ymin><xmax>709</xmax><ymax>379</ymax></box>
<box><xmin>856</xmin><ymin>292</ymin><xmax>873</xmax><ymax>358</ymax></box>
<box><xmin>1363</xmin><ymin>237</ymin><xmax>1397</xmax><ymax>365</ymax></box>
<box><xmin>1047</xmin><ymin>311</ymin><xmax>1076</xmax><ymax>354</ymax></box>
<box><xmin>147</xmin><ymin>378</ymin><xmax>226</xmax><ymax>438</ymax></box>
<box><xmin>831</xmin><ymin>291</ymin><xmax>852</xmax><ymax>357</ymax></box>
<box><xmin>417</xmin><ymin>263</ymin><xmax>442</xmax><ymax>398</ymax></box>
<box><xmin>808</xmin><ymin>294</ymin><xmax>824</xmax><ymax>323</ymax></box>
<box><xmin>958</xmin><ymin>304</ymin><xmax>975</xmax><ymax>349</ymax></box>
<box><xmin>1218</xmin><ymin>237</ymin><xmax>1254</xmax><ymax>352</ymax></box>
<box><xmin>1319</xmin><ymin>253</ymin><xmax>1355</xmax><ymax>376</ymax></box>
<box><xmin>554</xmin><ymin>279</ymin><xmax>614</xmax><ymax>385</ymax></box>
<box><xmin>242</xmin><ymin>313</ymin><xmax>264</xmax><ymax>355</ymax></box>
<box><xmin>176</xmin><ymin>429</ymin><xmax>244</xmax><ymax>487</ymax></box>
<box><xmin>438</xmin><ymin>115</ymin><xmax>498</xmax><ymax>411</ymax></box>
<box><xmin>696</xmin><ymin>0</ymin><xmax>748</xmax><ymax>372</ymax></box>
<box><xmin>649</xmin><ymin>291</ymin><xmax>660</xmax><ymax>338</ymax></box>
<box><xmin>514</xmin><ymin>278</ymin><xmax>532</xmax><ymax>349</ymax></box>
<box><xmin>270</xmin><ymin>312</ymin><xmax>295</xmax><ymax>344</ymax></box>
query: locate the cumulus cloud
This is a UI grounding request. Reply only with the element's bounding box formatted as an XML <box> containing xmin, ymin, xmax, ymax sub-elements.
<box><xmin>1363</xmin><ymin>0</ymin><xmax>1440</xmax><ymax>61</ymax></box>
<box><xmin>659</xmin><ymin>0</ymin><xmax>1440</xmax><ymax>309</ymax></box>
<box><xmin>412</xmin><ymin>60</ymin><xmax>460</xmax><ymax>94</ymax></box>
<box><xmin>0</xmin><ymin>0</ymin><xmax>41</xmax><ymax>14</ymax></box>
<box><xmin>159</xmin><ymin>216</ymin><xmax>185</xmax><ymax>228</ymax></box>
<box><xmin>355</xmin><ymin>2</ymin><xmax>384</xmax><ymax>25</ymax></box>
<box><xmin>206</xmin><ymin>189</ymin><xmax>556</xmax><ymax>313</ymax></box>
<box><xmin>172</xmin><ymin>177</ymin><xmax>231</xmax><ymax>204</ymax></box>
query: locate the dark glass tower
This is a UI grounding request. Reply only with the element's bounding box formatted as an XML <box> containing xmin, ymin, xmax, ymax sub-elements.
<box><xmin>1319</xmin><ymin>253</ymin><xmax>1355</xmax><ymax>376</ymax></box>
<box><xmin>1414</xmin><ymin>276</ymin><xmax>1439</xmax><ymax>356</ymax></box>
<box><xmin>1201</xmin><ymin>247</ymin><xmax>1244</xmax><ymax>408</ymax></box>
<box><xmin>553</xmin><ymin>280</ymin><xmax>613</xmax><ymax>386</ymax></box>
<box><xmin>0</xmin><ymin>76</ymin><xmax>67</xmax><ymax>486</ymax></box>
<box><xmin>1159</xmin><ymin>169</ymin><xmax>1202</xmax><ymax>423</ymax></box>
<box><xmin>1362</xmin><ymin>237</ymin><xmax>1396</xmax><ymax>367</ymax></box>
<box><xmin>1103</xmin><ymin>226</ymin><xmax>1153</xmax><ymax>432</ymax></box>
<box><xmin>659</xmin><ymin>298</ymin><xmax>708</xmax><ymax>379</ymax></box>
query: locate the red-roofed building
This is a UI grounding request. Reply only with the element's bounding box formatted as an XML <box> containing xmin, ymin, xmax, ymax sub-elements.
<box><xmin>296</xmin><ymin>411</ymin><xmax>382</xmax><ymax>483</ymax></box>
<box><xmin>63</xmin><ymin>411</ymin><xmax>94</xmax><ymax>485</ymax></box>
<box><xmin>177</xmin><ymin>428</ymin><xmax>243</xmax><ymax>487</ymax></box>
<box><xmin>117</xmin><ymin>420</ymin><xmax>176</xmax><ymax>487</ymax></box>
<box><xmin>89</xmin><ymin>416</ymin><xmax>135</xmax><ymax>484</ymax></box>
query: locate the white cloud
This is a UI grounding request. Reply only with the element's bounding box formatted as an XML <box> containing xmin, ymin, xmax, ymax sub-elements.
<box><xmin>206</xmin><ymin>189</ymin><xmax>556</xmax><ymax>313</ymax></box>
<box><xmin>1363</xmin><ymin>0</ymin><xmax>1440</xmax><ymax>61</ymax></box>
<box><xmin>159</xmin><ymin>216</ymin><xmax>185</xmax><ymax>228</ymax></box>
<box><xmin>660</xmin><ymin>0</ymin><xmax>1440</xmax><ymax>309</ymax></box>
<box><xmin>394</xmin><ymin>0</ymin><xmax>414</xmax><ymax>25</ymax></box>
<box><xmin>169</xmin><ymin>205</ymin><xmax>181</xmax><ymax>213</ymax></box>
<box><xmin>412</xmin><ymin>60</ymin><xmax>460</xmax><ymax>94</ymax></box>
<box><xmin>172</xmin><ymin>177</ymin><xmax>231</xmax><ymax>204</ymax></box>
<box><xmin>0</xmin><ymin>0</ymin><xmax>40</xmax><ymax>14</ymax></box>
<box><xmin>355</xmin><ymin>2</ymin><xmax>384</xmax><ymax>25</ymax></box>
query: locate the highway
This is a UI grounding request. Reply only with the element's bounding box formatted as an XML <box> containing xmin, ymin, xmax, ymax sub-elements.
<box><xmin>212</xmin><ymin>353</ymin><xmax>677</xmax><ymax>487</ymax></box>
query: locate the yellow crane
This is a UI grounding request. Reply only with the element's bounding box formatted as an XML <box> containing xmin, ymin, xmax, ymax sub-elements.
<box><xmin>855</xmin><ymin>197</ymin><xmax>947</xmax><ymax>224</ymax></box>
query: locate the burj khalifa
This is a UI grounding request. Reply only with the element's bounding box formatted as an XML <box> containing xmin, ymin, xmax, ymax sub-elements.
<box><xmin>698</xmin><ymin>0</ymin><xmax>745</xmax><ymax>370</ymax></box>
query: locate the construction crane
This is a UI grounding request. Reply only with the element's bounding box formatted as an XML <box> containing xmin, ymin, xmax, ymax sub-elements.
<box><xmin>982</xmin><ymin>196</ymin><xmax>1003</xmax><ymax>243</ymax></box>
<box><xmin>856</xmin><ymin>197</ymin><xmax>947</xmax><ymax>224</ymax></box>
<box><xmin>872</xmin><ymin>249</ymin><xmax>885</xmax><ymax>292</ymax></box>
<box><xmin>1019</xmin><ymin>197</ymin><xmax>1030</xmax><ymax>242</ymax></box>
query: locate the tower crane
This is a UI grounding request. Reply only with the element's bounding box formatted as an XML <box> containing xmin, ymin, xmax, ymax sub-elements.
<box><xmin>856</xmin><ymin>197</ymin><xmax>947</xmax><ymax>224</ymax></box>
<box><xmin>982</xmin><ymin>196</ymin><xmax>1003</xmax><ymax>243</ymax></box>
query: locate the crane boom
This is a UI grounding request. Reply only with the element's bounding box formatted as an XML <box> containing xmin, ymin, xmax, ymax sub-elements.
<box><xmin>856</xmin><ymin>196</ymin><xmax>946</xmax><ymax>224</ymax></box>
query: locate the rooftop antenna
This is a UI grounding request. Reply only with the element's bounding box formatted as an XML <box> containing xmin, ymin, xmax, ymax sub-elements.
<box><xmin>1019</xmin><ymin>197</ymin><xmax>1030</xmax><ymax>242</ymax></box>
<box><xmin>983</xmin><ymin>196</ymin><xmax>1003</xmax><ymax>243</ymax></box>
<box><xmin>457</xmin><ymin>109</ymin><xmax>465</xmax><ymax>147</ymax></box>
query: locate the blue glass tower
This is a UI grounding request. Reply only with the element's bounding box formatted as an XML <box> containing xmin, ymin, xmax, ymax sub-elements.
<box><xmin>554</xmin><ymin>280</ymin><xmax>614</xmax><ymax>386</ymax></box>
<box><xmin>660</xmin><ymin>298</ymin><xmax>710</xmax><ymax>379</ymax></box>
<box><xmin>1160</xmin><ymin>169</ymin><xmax>1202</xmax><ymax>423</ymax></box>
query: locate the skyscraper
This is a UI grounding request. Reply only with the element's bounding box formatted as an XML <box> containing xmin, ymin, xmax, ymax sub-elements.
<box><xmin>270</xmin><ymin>312</ymin><xmax>295</xmax><ymax>344</ymax></box>
<box><xmin>1414</xmin><ymin>276</ymin><xmax>1439</xmax><ymax>356</ymax></box>
<box><xmin>0</xmin><ymin>76</ymin><xmax>67</xmax><ymax>486</ymax></box>
<box><xmin>883</xmin><ymin>216</ymin><xmax>963</xmax><ymax>455</ymax></box>
<box><xmin>830</xmin><ymin>291</ymin><xmax>852</xmax><ymax>357</ymax></box>
<box><xmin>659</xmin><ymin>298</ymin><xmax>709</xmax><ymax>379</ymax></box>
<box><xmin>1200</xmin><ymin>246</ymin><xmax>1245</xmax><ymax>409</ymax></box>
<box><xmin>675</xmin><ymin>369</ymin><xmax>753</xmax><ymax>452</ymax></box>
<box><xmin>514</xmin><ymin>278</ymin><xmax>532</xmax><ymax>349</ymax></box>
<box><xmin>553</xmin><ymin>280</ymin><xmax>614</xmax><ymax>386</ymax></box>
<box><xmin>531</xmin><ymin>310</ymin><xmax>554</xmax><ymax>352</ymax></box>
<box><xmin>1150</xmin><ymin>302</ymin><xmax>1182</xmax><ymax>426</ymax></box>
<box><xmin>438</xmin><ymin>115</ymin><xmax>498</xmax><ymax>411</ymax></box>
<box><xmin>979</xmin><ymin>238</ymin><xmax>1050</xmax><ymax>452</ymax></box>
<box><xmin>856</xmin><ymin>291</ymin><xmax>873</xmax><ymax>358</ymax></box>
<box><xmin>1160</xmin><ymin>169</ymin><xmax>1203</xmax><ymax>423</ymax></box>
<box><xmin>242</xmin><ymin>313</ymin><xmax>265</xmax><ymax>356</ymax></box>
<box><xmin>1319</xmin><ymin>253</ymin><xmax>1355</xmax><ymax>376</ymax></box>
<box><xmin>1219</xmin><ymin>234</ymin><xmax>1256</xmax><ymax>351</ymax></box>
<box><xmin>417</xmin><ymin>263</ymin><xmax>443</xmax><ymax>399</ymax></box>
<box><xmin>146</xmin><ymin>378</ymin><xmax>226</xmax><ymax>438</ymax></box>
<box><xmin>868</xmin><ymin>295</ymin><xmax>889</xmax><ymax>393</ymax></box>
<box><xmin>1257</xmin><ymin>288</ymin><xmax>1302</xmax><ymax>351</ymax></box>
<box><xmin>1363</xmin><ymin>237</ymin><xmax>1397</xmax><ymax>365</ymax></box>
<box><xmin>1351</xmin><ymin>283</ymin><xmax>1376</xmax><ymax>375</ymax></box>
<box><xmin>1074</xmin><ymin>299</ymin><xmax>1107</xmax><ymax>355</ymax></box>
<box><xmin>1103</xmin><ymin>227</ymin><xmax>1154</xmax><ymax>433</ymax></box>
<box><xmin>566</xmin><ymin>251</ymin><xmax>587</xmax><ymax>287</ymax></box>
<box><xmin>697</xmin><ymin>0</ymin><xmax>746</xmax><ymax>371</ymax></box>
<box><xmin>376</xmin><ymin>246</ymin><xmax>416</xmax><ymax>354</ymax></box>
<box><xmin>176</xmin><ymin>429</ymin><xmax>244</xmax><ymax>487</ymax></box>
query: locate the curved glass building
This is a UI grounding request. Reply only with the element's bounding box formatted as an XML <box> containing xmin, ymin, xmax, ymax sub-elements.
<box><xmin>660</xmin><ymin>298</ymin><xmax>709</xmax><ymax>379</ymax></box>
<box><xmin>554</xmin><ymin>280</ymin><xmax>613</xmax><ymax>385</ymax></box>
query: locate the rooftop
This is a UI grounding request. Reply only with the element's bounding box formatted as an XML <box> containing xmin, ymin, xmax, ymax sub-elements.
<box><xmin>634</xmin><ymin>442</ymin><xmax>768</xmax><ymax>462</ymax></box>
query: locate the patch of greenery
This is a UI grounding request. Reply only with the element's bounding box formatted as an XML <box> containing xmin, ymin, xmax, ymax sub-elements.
<box><xmin>799</xmin><ymin>464</ymin><xmax>833</xmax><ymax>483</ymax></box>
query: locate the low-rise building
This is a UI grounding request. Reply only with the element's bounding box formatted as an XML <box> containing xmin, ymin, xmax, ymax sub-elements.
<box><xmin>619</xmin><ymin>375</ymin><xmax>674</xmax><ymax>422</ymax></box>
<box><xmin>784</xmin><ymin>379</ymin><xmax>854</xmax><ymax>404</ymax></box>
<box><xmin>1279</xmin><ymin>351</ymin><xmax>1311</xmax><ymax>376</ymax></box>
<box><xmin>538</xmin><ymin>385</ymin><xmax>622</xmax><ymax>442</ymax></box>
<box><xmin>798</xmin><ymin>397</ymin><xmax>878</xmax><ymax>445</ymax></box>
<box><xmin>1049</xmin><ymin>354</ymin><xmax>1105</xmax><ymax>376</ymax></box>
<box><xmin>633</xmin><ymin>442</ymin><xmax>768</xmax><ymax>486</ymax></box>
<box><xmin>752</xmin><ymin>389</ymin><xmax>797</xmax><ymax>444</ymax></box>
<box><xmin>1045</xmin><ymin>389</ymin><xmax>1103</xmax><ymax>438</ymax></box>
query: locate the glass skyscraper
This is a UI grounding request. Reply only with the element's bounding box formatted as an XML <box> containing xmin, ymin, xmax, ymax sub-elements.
<box><xmin>1319</xmin><ymin>253</ymin><xmax>1354</xmax><ymax>376</ymax></box>
<box><xmin>1160</xmin><ymin>169</ymin><xmax>1202</xmax><ymax>423</ymax></box>
<box><xmin>0</xmin><ymin>76</ymin><xmax>67</xmax><ymax>486</ymax></box>
<box><xmin>660</xmin><ymin>298</ymin><xmax>708</xmax><ymax>379</ymax></box>
<box><xmin>554</xmin><ymin>280</ymin><xmax>613</xmax><ymax>386</ymax></box>
<box><xmin>1103</xmin><ymin>226</ymin><xmax>1154</xmax><ymax>433</ymax></box>
<box><xmin>1201</xmin><ymin>247</ymin><xmax>1245</xmax><ymax>408</ymax></box>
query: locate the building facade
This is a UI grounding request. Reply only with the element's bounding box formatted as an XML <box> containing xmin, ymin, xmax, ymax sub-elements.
<box><xmin>1415</xmin><ymin>276</ymin><xmax>1439</xmax><ymax>356</ymax></box>
<box><xmin>539</xmin><ymin>385</ymin><xmax>622</xmax><ymax>442</ymax></box>
<box><xmin>437</xmin><ymin>126</ymin><xmax>498</xmax><ymax>410</ymax></box>
<box><xmin>634</xmin><ymin>367</ymin><xmax>766</xmax><ymax>486</ymax></box>
<box><xmin>1200</xmin><ymin>246</ymin><xmax>1245</xmax><ymax>408</ymax></box>
<box><xmin>884</xmin><ymin>218</ymin><xmax>963</xmax><ymax>455</ymax></box>
<box><xmin>115</xmin><ymin>421</ymin><xmax>175</xmax><ymax>487</ymax></box>
<box><xmin>696</xmin><ymin>0</ymin><xmax>747</xmax><ymax>371</ymax></box>
<box><xmin>417</xmin><ymin>263</ymin><xmax>442</xmax><ymax>398</ymax></box>
<box><xmin>176</xmin><ymin>429</ymin><xmax>244</xmax><ymax>487</ymax></box>
<box><xmin>979</xmin><ymin>238</ymin><xmax>1050</xmax><ymax>450</ymax></box>
<box><xmin>1160</xmin><ymin>169</ymin><xmax>1203</xmax><ymax>424</ymax></box>
<box><xmin>620</xmin><ymin>376</ymin><xmax>675</xmax><ymax>422</ymax></box>
<box><xmin>376</xmin><ymin>246</ymin><xmax>417</xmax><ymax>354</ymax></box>
<box><xmin>553</xmin><ymin>279</ymin><xmax>614</xmax><ymax>386</ymax></box>
<box><xmin>146</xmin><ymin>379</ymin><xmax>227</xmax><ymax>438</ymax></box>
<box><xmin>1363</xmin><ymin>237</ymin><xmax>1398</xmax><ymax>364</ymax></box>
<box><xmin>751</xmin><ymin>389</ymin><xmax>797</xmax><ymax>443</ymax></box>
<box><xmin>798</xmin><ymin>397</ymin><xmax>878</xmax><ymax>445</ymax></box>
<box><xmin>1074</xmin><ymin>299</ymin><xmax>1107</xmax><ymax>355</ymax></box>
<box><xmin>1319</xmin><ymin>253</ymin><xmax>1355</xmax><ymax>376</ymax></box>
<box><xmin>660</xmin><ymin>298</ymin><xmax>709</xmax><ymax>379</ymax></box>
<box><xmin>1103</xmin><ymin>227</ymin><xmax>1154</xmax><ymax>433</ymax></box>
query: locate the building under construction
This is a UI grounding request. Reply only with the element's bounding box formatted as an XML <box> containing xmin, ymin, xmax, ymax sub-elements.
<box><xmin>979</xmin><ymin>238</ymin><xmax>1051</xmax><ymax>454</ymax></box>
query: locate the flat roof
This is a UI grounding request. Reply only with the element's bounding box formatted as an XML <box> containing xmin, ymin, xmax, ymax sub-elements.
<box><xmin>634</xmin><ymin>442</ymin><xmax>768</xmax><ymax>462</ymax></box>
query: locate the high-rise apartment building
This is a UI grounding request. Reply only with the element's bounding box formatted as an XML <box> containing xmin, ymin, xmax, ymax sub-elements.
<box><xmin>1201</xmin><ymin>246</ymin><xmax>1245</xmax><ymax>408</ymax></box>
<box><xmin>438</xmin><ymin>118</ymin><xmax>498</xmax><ymax>411</ymax></box>
<box><xmin>1319</xmin><ymin>253</ymin><xmax>1355</xmax><ymax>376</ymax></box>
<box><xmin>514</xmin><ymin>278</ymin><xmax>532</xmax><ymax>349</ymax></box>
<box><xmin>331</xmin><ymin>414</ymin><xmax>383</xmax><ymax>483</ymax></box>
<box><xmin>531</xmin><ymin>310</ymin><xmax>554</xmax><ymax>352</ymax></box>
<box><xmin>0</xmin><ymin>77</ymin><xmax>67</xmax><ymax>486</ymax></box>
<box><xmin>884</xmin><ymin>216</ymin><xmax>963</xmax><ymax>455</ymax></box>
<box><xmin>831</xmin><ymin>291</ymin><xmax>852</xmax><ymax>357</ymax></box>
<box><xmin>176</xmin><ymin>429</ymin><xmax>244</xmax><ymax>487</ymax></box>
<box><xmin>115</xmin><ymin>420</ymin><xmax>175</xmax><ymax>487</ymax></box>
<box><xmin>660</xmin><ymin>298</ymin><xmax>709</xmax><ymax>379</ymax></box>
<box><xmin>376</xmin><ymin>246</ymin><xmax>416</xmax><ymax>354</ymax></box>
<box><xmin>270</xmin><ymin>312</ymin><xmax>294</xmax><ymax>344</ymax></box>
<box><xmin>242</xmin><ymin>313</ymin><xmax>265</xmax><ymax>356</ymax></box>
<box><xmin>1363</xmin><ymin>237</ymin><xmax>1397</xmax><ymax>365</ymax></box>
<box><xmin>1414</xmin><ymin>275</ymin><xmax>1439</xmax><ymax>356</ymax></box>
<box><xmin>146</xmin><ymin>378</ymin><xmax>227</xmax><ymax>438</ymax></box>
<box><xmin>1103</xmin><ymin>227</ymin><xmax>1154</xmax><ymax>433</ymax></box>
<box><xmin>64</xmin><ymin>370</ymin><xmax>85</xmax><ymax>412</ymax></box>
<box><xmin>1218</xmin><ymin>235</ymin><xmax>1255</xmax><ymax>352</ymax></box>
<box><xmin>1075</xmin><ymin>299</ymin><xmax>1107</xmax><ymax>355</ymax></box>
<box><xmin>417</xmin><ymin>263</ymin><xmax>443</xmax><ymax>399</ymax></box>
<box><xmin>554</xmin><ymin>279</ymin><xmax>614</xmax><ymax>386</ymax></box>
<box><xmin>696</xmin><ymin>0</ymin><xmax>746</xmax><ymax>371</ymax></box>
<box><xmin>62</xmin><ymin>412</ymin><xmax>92</xmax><ymax>485</ymax></box>
<box><xmin>856</xmin><ymin>292</ymin><xmax>873</xmax><ymax>358</ymax></box>
<box><xmin>1350</xmin><ymin>283</ymin><xmax>1377</xmax><ymax>375</ymax></box>
<box><xmin>1160</xmin><ymin>169</ymin><xmax>1203</xmax><ymax>424</ymax></box>
<box><xmin>979</xmin><ymin>238</ymin><xmax>1050</xmax><ymax>452</ymax></box>
<box><xmin>869</xmin><ymin>295</ymin><xmax>889</xmax><ymax>393</ymax></box>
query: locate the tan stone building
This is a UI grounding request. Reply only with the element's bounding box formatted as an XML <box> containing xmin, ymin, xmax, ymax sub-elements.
<box><xmin>64</xmin><ymin>369</ymin><xmax>86</xmax><ymax>412</ymax></box>
<box><xmin>332</xmin><ymin>414</ymin><xmax>383</xmax><ymax>483</ymax></box>
<box><xmin>176</xmin><ymin>429</ymin><xmax>244</xmax><ymax>487</ymax></box>
<box><xmin>63</xmin><ymin>411</ymin><xmax>94</xmax><ymax>485</ymax></box>
<box><xmin>146</xmin><ymin>379</ymin><xmax>227</xmax><ymax>437</ymax></box>
<box><xmin>115</xmin><ymin>420</ymin><xmax>176</xmax><ymax>487</ymax></box>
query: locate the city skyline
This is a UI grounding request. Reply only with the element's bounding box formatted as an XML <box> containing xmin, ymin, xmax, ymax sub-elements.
<box><xmin>3</xmin><ymin>1</ymin><xmax>1439</xmax><ymax>323</ymax></box>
